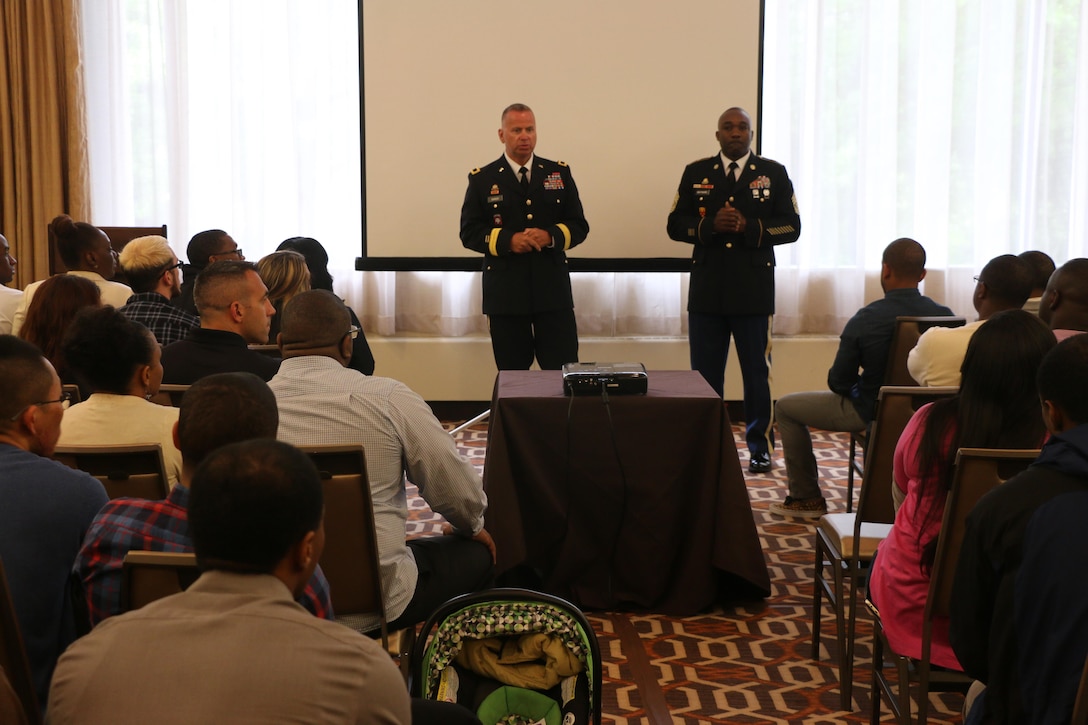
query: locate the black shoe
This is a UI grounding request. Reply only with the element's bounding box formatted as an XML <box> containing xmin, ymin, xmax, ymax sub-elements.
<box><xmin>748</xmin><ymin>452</ymin><xmax>772</xmax><ymax>473</ymax></box>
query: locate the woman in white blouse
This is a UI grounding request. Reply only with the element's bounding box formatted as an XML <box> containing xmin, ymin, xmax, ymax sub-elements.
<box><xmin>57</xmin><ymin>305</ymin><xmax>181</xmax><ymax>489</ymax></box>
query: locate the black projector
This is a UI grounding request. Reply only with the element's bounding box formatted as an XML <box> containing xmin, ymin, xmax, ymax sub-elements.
<box><xmin>561</xmin><ymin>362</ymin><xmax>648</xmax><ymax>396</ymax></box>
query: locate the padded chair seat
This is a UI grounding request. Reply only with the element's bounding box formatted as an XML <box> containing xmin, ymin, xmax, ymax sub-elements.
<box><xmin>818</xmin><ymin>513</ymin><xmax>893</xmax><ymax>559</ymax></box>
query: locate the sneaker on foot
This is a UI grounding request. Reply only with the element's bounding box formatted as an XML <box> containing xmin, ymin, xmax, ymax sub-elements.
<box><xmin>748</xmin><ymin>452</ymin><xmax>772</xmax><ymax>473</ymax></box>
<box><xmin>768</xmin><ymin>496</ymin><xmax>827</xmax><ymax>519</ymax></box>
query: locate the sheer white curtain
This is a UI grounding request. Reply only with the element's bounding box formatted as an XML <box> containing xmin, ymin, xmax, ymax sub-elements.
<box><xmin>764</xmin><ymin>0</ymin><xmax>1088</xmax><ymax>333</ymax></box>
<box><xmin>83</xmin><ymin>1</ymin><xmax>1087</xmax><ymax>338</ymax></box>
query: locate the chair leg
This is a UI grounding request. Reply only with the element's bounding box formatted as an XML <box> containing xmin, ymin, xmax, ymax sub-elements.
<box><xmin>832</xmin><ymin>559</ymin><xmax>849</xmax><ymax>710</ymax></box>
<box><xmin>841</xmin><ymin>565</ymin><xmax>863</xmax><ymax>711</ymax></box>
<box><xmin>847</xmin><ymin>436</ymin><xmax>859</xmax><ymax>514</ymax></box>
<box><xmin>870</xmin><ymin>626</ymin><xmax>882</xmax><ymax>725</ymax></box>
<box><xmin>915</xmin><ymin>661</ymin><xmax>930</xmax><ymax>725</ymax></box>
<box><xmin>812</xmin><ymin>539</ymin><xmax>825</xmax><ymax>659</ymax></box>
<box><xmin>894</xmin><ymin>656</ymin><xmax>913</xmax><ymax>725</ymax></box>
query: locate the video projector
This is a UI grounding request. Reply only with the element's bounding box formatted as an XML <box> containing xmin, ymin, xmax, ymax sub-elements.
<box><xmin>561</xmin><ymin>362</ymin><xmax>648</xmax><ymax>396</ymax></box>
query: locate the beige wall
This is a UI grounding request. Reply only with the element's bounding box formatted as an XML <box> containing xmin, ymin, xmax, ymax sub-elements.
<box><xmin>369</xmin><ymin>334</ymin><xmax>839</xmax><ymax>402</ymax></box>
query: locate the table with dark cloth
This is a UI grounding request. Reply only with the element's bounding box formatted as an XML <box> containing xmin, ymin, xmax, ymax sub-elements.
<box><xmin>483</xmin><ymin>370</ymin><xmax>771</xmax><ymax>614</ymax></box>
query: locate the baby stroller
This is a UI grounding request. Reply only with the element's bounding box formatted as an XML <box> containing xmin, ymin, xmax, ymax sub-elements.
<box><xmin>409</xmin><ymin>588</ymin><xmax>602</xmax><ymax>725</ymax></box>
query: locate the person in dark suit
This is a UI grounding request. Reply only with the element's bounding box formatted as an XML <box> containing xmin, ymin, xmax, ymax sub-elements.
<box><xmin>460</xmin><ymin>103</ymin><xmax>589</xmax><ymax>370</ymax></box>
<box><xmin>667</xmin><ymin>106</ymin><xmax>801</xmax><ymax>473</ymax></box>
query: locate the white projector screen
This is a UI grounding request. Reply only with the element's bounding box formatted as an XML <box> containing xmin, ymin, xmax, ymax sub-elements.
<box><xmin>357</xmin><ymin>0</ymin><xmax>764</xmax><ymax>271</ymax></box>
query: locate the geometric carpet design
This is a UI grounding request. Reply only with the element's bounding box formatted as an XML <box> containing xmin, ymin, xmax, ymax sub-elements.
<box><xmin>410</xmin><ymin>419</ymin><xmax>965</xmax><ymax>724</ymax></box>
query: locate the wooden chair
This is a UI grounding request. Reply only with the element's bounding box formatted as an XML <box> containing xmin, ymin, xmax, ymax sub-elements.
<box><xmin>120</xmin><ymin>551</ymin><xmax>200</xmax><ymax>612</ymax></box>
<box><xmin>846</xmin><ymin>316</ymin><xmax>966</xmax><ymax>512</ymax></box>
<box><xmin>813</xmin><ymin>385</ymin><xmax>957</xmax><ymax>710</ymax></box>
<box><xmin>148</xmin><ymin>383</ymin><xmax>189</xmax><ymax>407</ymax></box>
<box><xmin>868</xmin><ymin>447</ymin><xmax>1038</xmax><ymax>724</ymax></box>
<box><xmin>60</xmin><ymin>384</ymin><xmax>82</xmax><ymax>405</ymax></box>
<box><xmin>0</xmin><ymin>557</ymin><xmax>41</xmax><ymax>725</ymax></box>
<box><xmin>297</xmin><ymin>446</ymin><xmax>387</xmax><ymax>639</ymax></box>
<box><xmin>52</xmin><ymin>443</ymin><xmax>170</xmax><ymax>500</ymax></box>
<box><xmin>48</xmin><ymin>224</ymin><xmax>167</xmax><ymax>283</ymax></box>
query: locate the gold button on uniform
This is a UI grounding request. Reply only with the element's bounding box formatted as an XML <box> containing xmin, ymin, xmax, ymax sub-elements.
<box><xmin>527</xmin><ymin>214</ymin><xmax>534</xmax><ymax>221</ymax></box>
<box><xmin>726</xmin><ymin>243</ymin><xmax>733</xmax><ymax>249</ymax></box>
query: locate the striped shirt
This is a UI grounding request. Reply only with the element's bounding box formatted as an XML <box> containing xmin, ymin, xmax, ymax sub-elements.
<box><xmin>269</xmin><ymin>355</ymin><xmax>487</xmax><ymax>629</ymax></box>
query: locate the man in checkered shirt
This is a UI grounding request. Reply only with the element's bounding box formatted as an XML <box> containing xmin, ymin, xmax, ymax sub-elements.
<box><xmin>118</xmin><ymin>235</ymin><xmax>199</xmax><ymax>346</ymax></box>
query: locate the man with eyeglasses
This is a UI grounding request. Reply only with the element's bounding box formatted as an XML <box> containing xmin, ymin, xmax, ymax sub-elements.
<box><xmin>0</xmin><ymin>335</ymin><xmax>108</xmax><ymax>710</ymax></box>
<box><xmin>269</xmin><ymin>290</ymin><xmax>495</xmax><ymax>633</ymax></box>
<box><xmin>907</xmin><ymin>254</ymin><xmax>1034</xmax><ymax>387</ymax></box>
<box><xmin>173</xmin><ymin>229</ymin><xmax>244</xmax><ymax>316</ymax></box>
<box><xmin>161</xmin><ymin>260</ymin><xmax>280</xmax><ymax>384</ymax></box>
<box><xmin>118</xmin><ymin>235</ymin><xmax>200</xmax><ymax>346</ymax></box>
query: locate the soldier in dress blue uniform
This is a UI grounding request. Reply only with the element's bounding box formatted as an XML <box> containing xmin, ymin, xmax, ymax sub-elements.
<box><xmin>460</xmin><ymin>104</ymin><xmax>589</xmax><ymax>370</ymax></box>
<box><xmin>667</xmin><ymin>107</ymin><xmax>801</xmax><ymax>473</ymax></box>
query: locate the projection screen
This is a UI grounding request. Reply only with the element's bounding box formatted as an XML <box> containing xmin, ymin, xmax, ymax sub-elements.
<box><xmin>357</xmin><ymin>0</ymin><xmax>764</xmax><ymax>271</ymax></box>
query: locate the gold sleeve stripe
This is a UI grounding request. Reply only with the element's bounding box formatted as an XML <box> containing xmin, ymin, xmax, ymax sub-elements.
<box><xmin>557</xmin><ymin>223</ymin><xmax>572</xmax><ymax>250</ymax></box>
<box><xmin>488</xmin><ymin>228</ymin><xmax>501</xmax><ymax>256</ymax></box>
<box><xmin>767</xmin><ymin>225</ymin><xmax>797</xmax><ymax>235</ymax></box>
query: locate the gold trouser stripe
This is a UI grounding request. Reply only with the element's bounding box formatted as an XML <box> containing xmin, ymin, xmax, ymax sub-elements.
<box><xmin>488</xmin><ymin>229</ymin><xmax>502</xmax><ymax>256</ymax></box>
<box><xmin>556</xmin><ymin>224</ymin><xmax>572</xmax><ymax>250</ymax></box>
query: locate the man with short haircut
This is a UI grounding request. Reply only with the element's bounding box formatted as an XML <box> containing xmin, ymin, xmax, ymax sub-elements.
<box><xmin>1038</xmin><ymin>257</ymin><xmax>1088</xmax><ymax>341</ymax></box>
<box><xmin>270</xmin><ymin>290</ymin><xmax>494</xmax><ymax>631</ymax></box>
<box><xmin>907</xmin><ymin>253</ymin><xmax>1034</xmax><ymax>386</ymax></box>
<box><xmin>770</xmin><ymin>239</ymin><xmax>954</xmax><ymax>518</ymax></box>
<box><xmin>1018</xmin><ymin>249</ymin><xmax>1056</xmax><ymax>314</ymax></box>
<box><xmin>174</xmin><ymin>229</ymin><xmax>243</xmax><ymax>316</ymax></box>
<box><xmin>667</xmin><ymin>106</ymin><xmax>801</xmax><ymax>473</ymax></box>
<box><xmin>0</xmin><ymin>233</ymin><xmax>21</xmax><ymax>334</ymax></box>
<box><xmin>460</xmin><ymin>103</ymin><xmax>589</xmax><ymax>371</ymax></box>
<box><xmin>118</xmin><ymin>235</ymin><xmax>199</xmax><ymax>345</ymax></box>
<box><xmin>0</xmin><ymin>336</ymin><xmax>108</xmax><ymax>708</ymax></box>
<box><xmin>74</xmin><ymin>372</ymin><xmax>332</xmax><ymax>624</ymax></box>
<box><xmin>951</xmin><ymin>335</ymin><xmax>1088</xmax><ymax>724</ymax></box>
<box><xmin>160</xmin><ymin>260</ymin><xmax>279</xmax><ymax>383</ymax></box>
<box><xmin>49</xmin><ymin>439</ymin><xmax>410</xmax><ymax>724</ymax></box>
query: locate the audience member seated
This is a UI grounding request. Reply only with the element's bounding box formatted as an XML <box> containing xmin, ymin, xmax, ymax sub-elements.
<box><xmin>770</xmin><ymin>238</ymin><xmax>954</xmax><ymax>518</ymax></box>
<box><xmin>952</xmin><ymin>334</ymin><xmax>1088</xmax><ymax>725</ymax></box>
<box><xmin>117</xmin><ymin>234</ymin><xmax>199</xmax><ymax>345</ymax></box>
<box><xmin>48</xmin><ymin>440</ymin><xmax>411</xmax><ymax>725</ymax></box>
<box><xmin>17</xmin><ymin>275</ymin><xmax>101</xmax><ymax>392</ymax></box>
<box><xmin>57</xmin><ymin>306</ymin><xmax>182</xmax><ymax>489</ymax></box>
<box><xmin>270</xmin><ymin>290</ymin><xmax>494</xmax><ymax>631</ymax></box>
<box><xmin>278</xmin><ymin>235</ymin><xmax>376</xmax><ymax>375</ymax></box>
<box><xmin>868</xmin><ymin>310</ymin><xmax>1055</xmax><ymax>672</ymax></box>
<box><xmin>0</xmin><ymin>336</ymin><xmax>108</xmax><ymax>709</ymax></box>
<box><xmin>907</xmin><ymin>254</ymin><xmax>1033</xmax><ymax>386</ymax></box>
<box><xmin>1038</xmin><ymin>257</ymin><xmax>1088</xmax><ymax>341</ymax></box>
<box><xmin>173</xmin><ymin>229</ymin><xmax>243</xmax><ymax>316</ymax></box>
<box><xmin>1018</xmin><ymin>249</ymin><xmax>1056</xmax><ymax>315</ymax></box>
<box><xmin>0</xmin><ymin>233</ymin><xmax>21</xmax><ymax>334</ymax></box>
<box><xmin>11</xmin><ymin>215</ymin><xmax>131</xmax><ymax>335</ymax></box>
<box><xmin>160</xmin><ymin>260</ymin><xmax>280</xmax><ymax>383</ymax></box>
<box><xmin>256</xmin><ymin>249</ymin><xmax>310</xmax><ymax>342</ymax></box>
<box><xmin>74</xmin><ymin>371</ymin><xmax>331</xmax><ymax>625</ymax></box>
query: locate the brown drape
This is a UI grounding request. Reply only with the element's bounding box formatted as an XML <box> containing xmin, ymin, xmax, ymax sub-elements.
<box><xmin>0</xmin><ymin>0</ymin><xmax>89</xmax><ymax>288</ymax></box>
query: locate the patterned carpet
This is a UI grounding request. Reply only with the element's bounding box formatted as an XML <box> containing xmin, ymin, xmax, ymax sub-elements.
<box><xmin>410</xmin><ymin>419</ymin><xmax>965</xmax><ymax>724</ymax></box>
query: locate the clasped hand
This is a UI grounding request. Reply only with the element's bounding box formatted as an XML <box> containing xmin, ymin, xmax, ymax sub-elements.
<box><xmin>713</xmin><ymin>203</ymin><xmax>747</xmax><ymax>234</ymax></box>
<box><xmin>511</xmin><ymin>228</ymin><xmax>551</xmax><ymax>253</ymax></box>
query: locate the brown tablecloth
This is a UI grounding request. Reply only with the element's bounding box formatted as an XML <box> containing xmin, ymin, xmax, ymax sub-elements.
<box><xmin>483</xmin><ymin>370</ymin><xmax>770</xmax><ymax>614</ymax></box>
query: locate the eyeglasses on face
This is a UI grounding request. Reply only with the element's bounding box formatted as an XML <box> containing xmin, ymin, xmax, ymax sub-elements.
<box><xmin>7</xmin><ymin>391</ymin><xmax>74</xmax><ymax>422</ymax></box>
<box><xmin>216</xmin><ymin>247</ymin><xmax>244</xmax><ymax>259</ymax></box>
<box><xmin>162</xmin><ymin>260</ymin><xmax>184</xmax><ymax>273</ymax></box>
<box><xmin>345</xmin><ymin>325</ymin><xmax>360</xmax><ymax>340</ymax></box>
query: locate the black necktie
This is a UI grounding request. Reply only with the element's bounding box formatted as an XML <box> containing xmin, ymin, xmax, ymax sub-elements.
<box><xmin>726</xmin><ymin>161</ymin><xmax>738</xmax><ymax>184</ymax></box>
<box><xmin>519</xmin><ymin>166</ymin><xmax>529</xmax><ymax>192</ymax></box>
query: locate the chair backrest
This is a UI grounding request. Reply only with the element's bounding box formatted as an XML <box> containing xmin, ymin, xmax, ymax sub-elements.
<box><xmin>120</xmin><ymin>551</ymin><xmax>200</xmax><ymax>612</ymax></box>
<box><xmin>48</xmin><ymin>224</ymin><xmax>168</xmax><ymax>281</ymax></box>
<box><xmin>0</xmin><ymin>557</ymin><xmax>41</xmax><ymax>725</ymax></box>
<box><xmin>854</xmin><ymin>386</ymin><xmax>960</xmax><ymax>534</ymax></box>
<box><xmin>148</xmin><ymin>384</ymin><xmax>189</xmax><ymax>408</ymax></box>
<box><xmin>298</xmin><ymin>445</ymin><xmax>386</xmax><ymax>632</ymax></box>
<box><xmin>60</xmin><ymin>384</ymin><xmax>82</xmax><ymax>405</ymax></box>
<box><xmin>925</xmin><ymin>448</ymin><xmax>1039</xmax><ymax>626</ymax></box>
<box><xmin>884</xmin><ymin>316</ymin><xmax>967</xmax><ymax>386</ymax></box>
<box><xmin>52</xmin><ymin>444</ymin><xmax>170</xmax><ymax>500</ymax></box>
